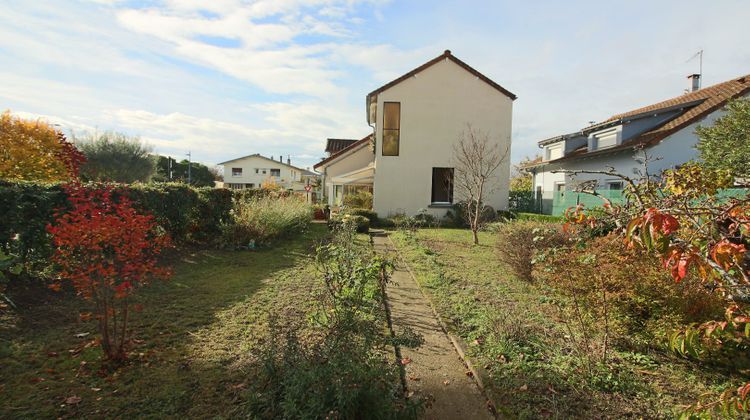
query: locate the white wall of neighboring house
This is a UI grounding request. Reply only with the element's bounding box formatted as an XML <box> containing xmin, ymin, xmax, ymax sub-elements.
<box><xmin>371</xmin><ymin>57</ymin><xmax>513</xmax><ymax>217</ymax></box>
<box><xmin>221</xmin><ymin>155</ymin><xmax>308</xmax><ymax>191</ymax></box>
<box><xmin>531</xmin><ymin>102</ymin><xmax>735</xmax><ymax>214</ymax></box>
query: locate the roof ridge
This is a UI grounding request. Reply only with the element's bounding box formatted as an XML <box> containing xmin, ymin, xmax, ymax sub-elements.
<box><xmin>366</xmin><ymin>50</ymin><xmax>516</xmax><ymax>102</ymax></box>
<box><xmin>608</xmin><ymin>72</ymin><xmax>750</xmax><ymax>121</ymax></box>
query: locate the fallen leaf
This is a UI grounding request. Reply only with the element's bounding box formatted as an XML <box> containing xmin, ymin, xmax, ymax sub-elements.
<box><xmin>400</xmin><ymin>358</ymin><xmax>412</xmax><ymax>365</ymax></box>
<box><xmin>465</xmin><ymin>370</ymin><xmax>474</xmax><ymax>377</ymax></box>
<box><xmin>29</xmin><ymin>377</ymin><xmax>45</xmax><ymax>384</ymax></box>
<box><xmin>443</xmin><ymin>380</ymin><xmax>450</xmax><ymax>386</ymax></box>
<box><xmin>75</xmin><ymin>332</ymin><xmax>90</xmax><ymax>338</ymax></box>
<box><xmin>519</xmin><ymin>384</ymin><xmax>528</xmax><ymax>391</ymax></box>
<box><xmin>47</xmin><ymin>352</ymin><xmax>58</xmax><ymax>357</ymax></box>
<box><xmin>408</xmin><ymin>375</ymin><xmax>420</xmax><ymax>381</ymax></box>
<box><xmin>91</xmin><ymin>387</ymin><xmax>101</xmax><ymax>392</ymax></box>
<box><xmin>547</xmin><ymin>384</ymin><xmax>557</xmax><ymax>394</ymax></box>
<box><xmin>486</xmin><ymin>400</ymin><xmax>497</xmax><ymax>415</ymax></box>
<box><xmin>65</xmin><ymin>396</ymin><xmax>82</xmax><ymax>405</ymax></box>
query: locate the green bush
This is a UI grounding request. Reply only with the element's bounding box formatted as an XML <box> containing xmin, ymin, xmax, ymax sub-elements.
<box><xmin>329</xmin><ymin>214</ymin><xmax>370</xmax><ymax>233</ymax></box>
<box><xmin>515</xmin><ymin>212</ymin><xmax>563</xmax><ymax>223</ymax></box>
<box><xmin>0</xmin><ymin>181</ymin><xmax>236</xmax><ymax>274</ymax></box>
<box><xmin>342</xmin><ymin>190</ymin><xmax>373</xmax><ymax>209</ymax></box>
<box><xmin>444</xmin><ymin>202</ymin><xmax>497</xmax><ymax>228</ymax></box>
<box><xmin>496</xmin><ymin>210</ymin><xmax>517</xmax><ymax>222</ymax></box>
<box><xmin>347</xmin><ymin>208</ymin><xmax>378</xmax><ymax>224</ymax></box>
<box><xmin>124</xmin><ymin>183</ymin><xmax>201</xmax><ymax>241</ymax></box>
<box><xmin>223</xmin><ymin>195</ymin><xmax>313</xmax><ymax>247</ymax></box>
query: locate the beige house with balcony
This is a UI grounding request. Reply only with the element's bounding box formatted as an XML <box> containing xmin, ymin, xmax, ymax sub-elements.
<box><xmin>218</xmin><ymin>154</ymin><xmax>319</xmax><ymax>195</ymax></box>
<box><xmin>314</xmin><ymin>50</ymin><xmax>516</xmax><ymax>217</ymax></box>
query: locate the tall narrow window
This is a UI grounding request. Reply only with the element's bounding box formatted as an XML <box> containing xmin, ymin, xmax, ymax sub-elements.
<box><xmin>431</xmin><ymin>168</ymin><xmax>454</xmax><ymax>204</ymax></box>
<box><xmin>382</xmin><ymin>102</ymin><xmax>400</xmax><ymax>156</ymax></box>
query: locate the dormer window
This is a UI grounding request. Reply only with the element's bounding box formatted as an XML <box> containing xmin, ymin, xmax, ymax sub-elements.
<box><xmin>589</xmin><ymin>126</ymin><xmax>622</xmax><ymax>151</ymax></box>
<box><xmin>546</xmin><ymin>144</ymin><xmax>563</xmax><ymax>161</ymax></box>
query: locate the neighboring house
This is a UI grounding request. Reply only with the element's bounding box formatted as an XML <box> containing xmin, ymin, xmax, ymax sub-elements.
<box><xmin>314</xmin><ymin>50</ymin><xmax>516</xmax><ymax>217</ymax></box>
<box><xmin>324</xmin><ymin>138</ymin><xmax>358</xmax><ymax>156</ymax></box>
<box><xmin>218</xmin><ymin>154</ymin><xmax>319</xmax><ymax>194</ymax></box>
<box><xmin>527</xmin><ymin>73</ymin><xmax>750</xmax><ymax>214</ymax></box>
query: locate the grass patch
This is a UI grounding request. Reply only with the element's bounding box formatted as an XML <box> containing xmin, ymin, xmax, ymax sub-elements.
<box><xmin>0</xmin><ymin>224</ymin><xmax>327</xmax><ymax>418</ymax></box>
<box><xmin>391</xmin><ymin>228</ymin><xmax>735</xmax><ymax>418</ymax></box>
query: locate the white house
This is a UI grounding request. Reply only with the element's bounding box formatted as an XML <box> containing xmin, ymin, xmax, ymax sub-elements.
<box><xmin>314</xmin><ymin>50</ymin><xmax>516</xmax><ymax>217</ymax></box>
<box><xmin>527</xmin><ymin>73</ymin><xmax>750</xmax><ymax>214</ymax></box>
<box><xmin>218</xmin><ymin>154</ymin><xmax>319</xmax><ymax>194</ymax></box>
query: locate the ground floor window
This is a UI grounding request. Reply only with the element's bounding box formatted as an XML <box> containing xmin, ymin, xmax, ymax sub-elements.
<box><xmin>431</xmin><ymin>167</ymin><xmax>454</xmax><ymax>204</ymax></box>
<box><xmin>606</xmin><ymin>180</ymin><xmax>623</xmax><ymax>190</ymax></box>
<box><xmin>343</xmin><ymin>185</ymin><xmax>372</xmax><ymax>196</ymax></box>
<box><xmin>228</xmin><ymin>183</ymin><xmax>244</xmax><ymax>190</ymax></box>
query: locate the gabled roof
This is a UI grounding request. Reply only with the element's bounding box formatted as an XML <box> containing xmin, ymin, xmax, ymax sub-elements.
<box><xmin>540</xmin><ymin>73</ymin><xmax>750</xmax><ymax>163</ymax></box>
<box><xmin>313</xmin><ymin>134</ymin><xmax>372</xmax><ymax>170</ymax></box>
<box><xmin>365</xmin><ymin>50</ymin><xmax>517</xmax><ymax>104</ymax></box>
<box><xmin>218</xmin><ymin>153</ymin><xmax>318</xmax><ymax>176</ymax></box>
<box><xmin>325</xmin><ymin>138</ymin><xmax>358</xmax><ymax>154</ymax></box>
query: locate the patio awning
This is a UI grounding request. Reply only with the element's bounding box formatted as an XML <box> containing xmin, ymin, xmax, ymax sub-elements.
<box><xmin>330</xmin><ymin>164</ymin><xmax>375</xmax><ymax>185</ymax></box>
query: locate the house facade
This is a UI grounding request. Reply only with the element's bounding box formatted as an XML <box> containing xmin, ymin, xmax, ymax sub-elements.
<box><xmin>527</xmin><ymin>73</ymin><xmax>750</xmax><ymax>214</ymax></box>
<box><xmin>315</xmin><ymin>50</ymin><xmax>516</xmax><ymax>217</ymax></box>
<box><xmin>218</xmin><ymin>154</ymin><xmax>319</xmax><ymax>194</ymax></box>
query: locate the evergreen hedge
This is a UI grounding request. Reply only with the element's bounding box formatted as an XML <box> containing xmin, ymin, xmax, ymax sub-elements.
<box><xmin>0</xmin><ymin>181</ymin><xmax>234</xmax><ymax>269</ymax></box>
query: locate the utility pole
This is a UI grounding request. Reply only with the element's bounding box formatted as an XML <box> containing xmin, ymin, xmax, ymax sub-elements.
<box><xmin>187</xmin><ymin>151</ymin><xmax>192</xmax><ymax>184</ymax></box>
<box><xmin>168</xmin><ymin>156</ymin><xmax>173</xmax><ymax>181</ymax></box>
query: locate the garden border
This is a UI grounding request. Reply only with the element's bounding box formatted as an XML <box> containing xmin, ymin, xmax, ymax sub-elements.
<box><xmin>385</xmin><ymin>233</ymin><xmax>501</xmax><ymax>415</ymax></box>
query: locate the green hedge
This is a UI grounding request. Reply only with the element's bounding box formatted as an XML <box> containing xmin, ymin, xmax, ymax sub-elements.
<box><xmin>0</xmin><ymin>182</ymin><xmax>234</xmax><ymax>270</ymax></box>
<box><xmin>515</xmin><ymin>212</ymin><xmax>564</xmax><ymax>223</ymax></box>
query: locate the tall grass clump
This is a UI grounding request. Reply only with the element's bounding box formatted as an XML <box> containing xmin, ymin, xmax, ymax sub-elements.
<box><xmin>223</xmin><ymin>195</ymin><xmax>312</xmax><ymax>247</ymax></box>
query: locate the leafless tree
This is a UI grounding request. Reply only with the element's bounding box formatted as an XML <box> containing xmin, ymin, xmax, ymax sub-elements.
<box><xmin>452</xmin><ymin>124</ymin><xmax>510</xmax><ymax>245</ymax></box>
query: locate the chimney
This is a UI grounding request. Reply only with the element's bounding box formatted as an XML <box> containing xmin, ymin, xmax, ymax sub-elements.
<box><xmin>278</xmin><ymin>155</ymin><xmax>282</xmax><ymax>162</ymax></box>
<box><xmin>287</xmin><ymin>155</ymin><xmax>291</xmax><ymax>165</ymax></box>
<box><xmin>687</xmin><ymin>74</ymin><xmax>701</xmax><ymax>92</ymax></box>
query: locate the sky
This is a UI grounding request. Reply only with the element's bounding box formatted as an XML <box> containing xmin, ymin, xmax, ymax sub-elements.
<box><xmin>2</xmin><ymin>0</ymin><xmax>749</xmax><ymax>170</ymax></box>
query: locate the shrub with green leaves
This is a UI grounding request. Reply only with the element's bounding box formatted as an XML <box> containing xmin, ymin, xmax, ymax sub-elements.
<box><xmin>347</xmin><ymin>208</ymin><xmax>378</xmax><ymax>224</ymax></box>
<box><xmin>328</xmin><ymin>213</ymin><xmax>369</xmax><ymax>233</ymax></box>
<box><xmin>247</xmin><ymin>221</ymin><xmax>423</xmax><ymax>418</ymax></box>
<box><xmin>0</xmin><ymin>181</ymin><xmax>234</xmax><ymax>276</ymax></box>
<box><xmin>223</xmin><ymin>195</ymin><xmax>313</xmax><ymax>247</ymax></box>
<box><xmin>342</xmin><ymin>190</ymin><xmax>373</xmax><ymax>209</ymax></box>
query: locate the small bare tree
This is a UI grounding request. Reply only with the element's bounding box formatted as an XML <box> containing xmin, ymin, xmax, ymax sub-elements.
<box><xmin>453</xmin><ymin>125</ymin><xmax>510</xmax><ymax>245</ymax></box>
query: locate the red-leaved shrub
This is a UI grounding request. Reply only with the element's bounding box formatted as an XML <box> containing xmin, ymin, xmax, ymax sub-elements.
<box><xmin>47</xmin><ymin>183</ymin><xmax>172</xmax><ymax>360</ymax></box>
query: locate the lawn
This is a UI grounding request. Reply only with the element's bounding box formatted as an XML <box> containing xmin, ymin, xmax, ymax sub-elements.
<box><xmin>0</xmin><ymin>224</ymin><xmax>328</xmax><ymax>418</ymax></box>
<box><xmin>391</xmin><ymin>228</ymin><xmax>735</xmax><ymax>419</ymax></box>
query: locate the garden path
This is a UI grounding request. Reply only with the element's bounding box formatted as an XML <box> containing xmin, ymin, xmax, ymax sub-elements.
<box><xmin>373</xmin><ymin>234</ymin><xmax>494</xmax><ymax>420</ymax></box>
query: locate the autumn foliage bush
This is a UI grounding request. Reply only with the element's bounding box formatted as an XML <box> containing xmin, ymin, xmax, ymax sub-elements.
<box><xmin>0</xmin><ymin>111</ymin><xmax>84</xmax><ymax>182</ymax></box>
<box><xmin>495</xmin><ymin>220</ymin><xmax>568</xmax><ymax>282</ymax></box>
<box><xmin>559</xmin><ymin>158</ymin><xmax>750</xmax><ymax>416</ymax></box>
<box><xmin>46</xmin><ymin>183</ymin><xmax>172</xmax><ymax>361</ymax></box>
